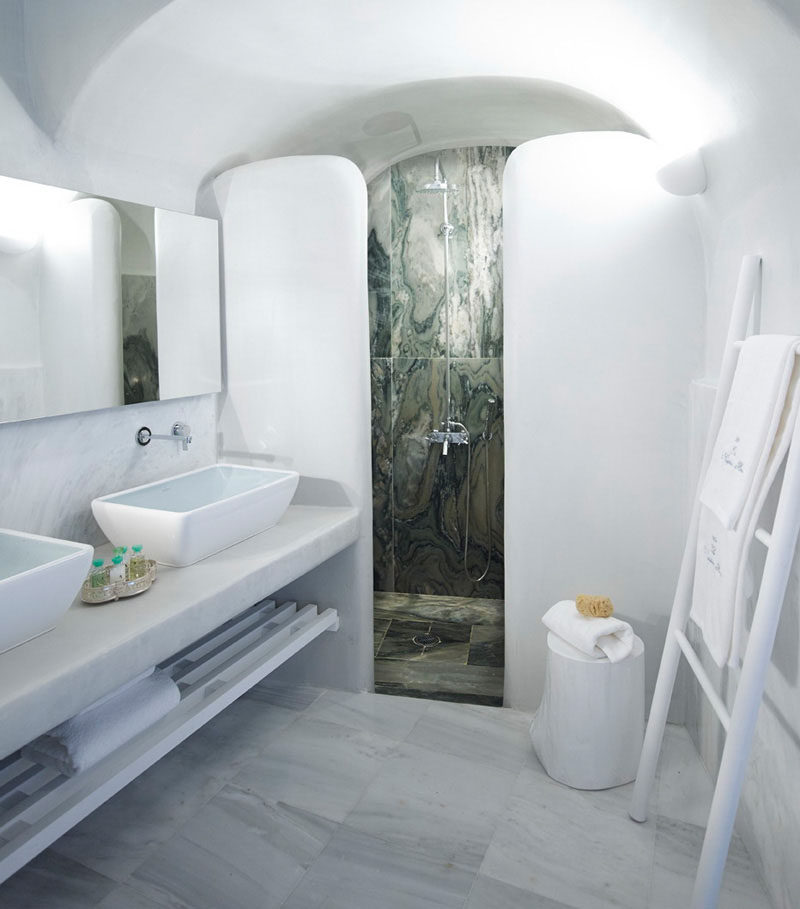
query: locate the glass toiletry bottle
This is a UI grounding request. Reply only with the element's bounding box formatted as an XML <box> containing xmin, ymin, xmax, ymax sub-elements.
<box><xmin>110</xmin><ymin>554</ymin><xmax>125</xmax><ymax>584</ymax></box>
<box><xmin>128</xmin><ymin>544</ymin><xmax>147</xmax><ymax>580</ymax></box>
<box><xmin>89</xmin><ymin>558</ymin><xmax>108</xmax><ymax>588</ymax></box>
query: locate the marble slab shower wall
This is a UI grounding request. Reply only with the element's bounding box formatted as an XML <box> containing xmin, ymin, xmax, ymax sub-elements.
<box><xmin>371</xmin><ymin>357</ymin><xmax>393</xmax><ymax>590</ymax></box>
<box><xmin>368</xmin><ymin>147</ymin><xmax>510</xmax><ymax>597</ymax></box>
<box><xmin>368</xmin><ymin>167</ymin><xmax>391</xmax><ymax>359</ymax></box>
<box><xmin>391</xmin><ymin>147</ymin><xmax>506</xmax><ymax>359</ymax></box>
<box><xmin>393</xmin><ymin>357</ymin><xmax>504</xmax><ymax>598</ymax></box>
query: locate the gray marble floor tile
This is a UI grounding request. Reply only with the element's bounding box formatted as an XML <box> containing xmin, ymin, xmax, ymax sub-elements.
<box><xmin>465</xmin><ymin>874</ymin><xmax>576</xmax><ymax>909</ymax></box>
<box><xmin>243</xmin><ymin>678</ymin><xmax>325</xmax><ymax>711</ymax></box>
<box><xmin>374</xmin><ymin>591</ymin><xmax>504</xmax><ymax>625</ymax></box>
<box><xmin>282</xmin><ymin>825</ymin><xmax>475</xmax><ymax>909</ymax></box>
<box><xmin>50</xmin><ymin>734</ymin><xmax>230</xmax><ymax>881</ymax></box>
<box><xmin>128</xmin><ymin>830</ymin><xmax>270</xmax><ymax>909</ymax></box>
<box><xmin>374</xmin><ymin>654</ymin><xmax>504</xmax><ymax>705</ymax></box>
<box><xmin>481</xmin><ymin>765</ymin><xmax>656</xmax><ymax>908</ymax></box>
<box><xmin>172</xmin><ymin>696</ymin><xmax>298</xmax><ymax>779</ymax></box>
<box><xmin>0</xmin><ymin>849</ymin><xmax>116</xmax><ymax>908</ymax></box>
<box><xmin>231</xmin><ymin>716</ymin><xmax>396</xmax><ymax>823</ymax></box>
<box><xmin>655</xmin><ymin>724</ymin><xmax>714</xmax><ymax>828</ymax></box>
<box><xmin>129</xmin><ymin>783</ymin><xmax>336</xmax><ymax>909</ymax></box>
<box><xmin>97</xmin><ymin>884</ymin><xmax>165</xmax><ymax>909</ymax></box>
<box><xmin>378</xmin><ymin>622</ymin><xmax>471</xmax><ymax>663</ymax></box>
<box><xmin>468</xmin><ymin>623</ymin><xmax>505</xmax><ymax>667</ymax></box>
<box><xmin>345</xmin><ymin>740</ymin><xmax>517</xmax><ymax>870</ymax></box>
<box><xmin>373</xmin><ymin>617</ymin><xmax>391</xmax><ymax>658</ymax></box>
<box><xmin>302</xmin><ymin>688</ymin><xmax>429</xmax><ymax>741</ymax></box>
<box><xmin>648</xmin><ymin>815</ymin><xmax>771</xmax><ymax>909</ymax></box>
<box><xmin>406</xmin><ymin>700</ymin><xmax>532</xmax><ymax>774</ymax></box>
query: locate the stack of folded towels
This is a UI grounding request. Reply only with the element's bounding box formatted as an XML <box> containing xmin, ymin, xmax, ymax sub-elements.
<box><xmin>22</xmin><ymin>668</ymin><xmax>180</xmax><ymax>777</ymax></box>
<box><xmin>542</xmin><ymin>595</ymin><xmax>634</xmax><ymax>662</ymax></box>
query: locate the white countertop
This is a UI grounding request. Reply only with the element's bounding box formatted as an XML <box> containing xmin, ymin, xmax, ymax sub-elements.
<box><xmin>0</xmin><ymin>504</ymin><xmax>359</xmax><ymax>760</ymax></box>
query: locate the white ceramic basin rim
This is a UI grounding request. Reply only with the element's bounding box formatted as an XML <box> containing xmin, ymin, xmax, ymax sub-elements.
<box><xmin>0</xmin><ymin>529</ymin><xmax>93</xmax><ymax>655</ymax></box>
<box><xmin>91</xmin><ymin>464</ymin><xmax>300</xmax><ymax>567</ymax></box>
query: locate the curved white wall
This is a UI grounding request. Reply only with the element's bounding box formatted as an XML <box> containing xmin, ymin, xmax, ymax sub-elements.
<box><xmin>213</xmin><ymin>155</ymin><xmax>372</xmax><ymax>692</ymax></box>
<box><xmin>504</xmin><ymin>132</ymin><xmax>705</xmax><ymax>711</ymax></box>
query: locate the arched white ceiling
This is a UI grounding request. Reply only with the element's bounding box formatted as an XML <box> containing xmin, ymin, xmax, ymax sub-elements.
<box><xmin>2</xmin><ymin>0</ymin><xmax>799</xmax><ymax>214</ymax></box>
<box><xmin>0</xmin><ymin>0</ymin><xmax>750</xmax><ymax>206</ymax></box>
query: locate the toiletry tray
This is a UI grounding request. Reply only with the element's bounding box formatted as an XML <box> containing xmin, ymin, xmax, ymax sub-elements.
<box><xmin>80</xmin><ymin>560</ymin><xmax>157</xmax><ymax>604</ymax></box>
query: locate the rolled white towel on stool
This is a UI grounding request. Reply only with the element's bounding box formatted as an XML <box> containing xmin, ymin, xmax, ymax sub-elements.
<box><xmin>22</xmin><ymin>670</ymin><xmax>180</xmax><ymax>777</ymax></box>
<box><xmin>542</xmin><ymin>600</ymin><xmax>634</xmax><ymax>663</ymax></box>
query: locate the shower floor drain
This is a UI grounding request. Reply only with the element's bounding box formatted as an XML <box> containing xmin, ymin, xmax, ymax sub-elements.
<box><xmin>412</xmin><ymin>633</ymin><xmax>442</xmax><ymax>648</ymax></box>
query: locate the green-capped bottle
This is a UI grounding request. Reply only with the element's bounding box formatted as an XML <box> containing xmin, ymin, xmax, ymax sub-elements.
<box><xmin>89</xmin><ymin>558</ymin><xmax>109</xmax><ymax>588</ymax></box>
<box><xmin>128</xmin><ymin>544</ymin><xmax>147</xmax><ymax>580</ymax></box>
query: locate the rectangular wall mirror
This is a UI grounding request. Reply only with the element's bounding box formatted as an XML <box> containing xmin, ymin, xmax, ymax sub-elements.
<box><xmin>0</xmin><ymin>174</ymin><xmax>222</xmax><ymax>424</ymax></box>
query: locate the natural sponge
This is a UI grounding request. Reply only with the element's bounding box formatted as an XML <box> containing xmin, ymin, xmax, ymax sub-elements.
<box><xmin>576</xmin><ymin>594</ymin><xmax>614</xmax><ymax>618</ymax></box>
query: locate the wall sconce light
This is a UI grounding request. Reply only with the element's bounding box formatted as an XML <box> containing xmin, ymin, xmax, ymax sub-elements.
<box><xmin>656</xmin><ymin>148</ymin><xmax>707</xmax><ymax>196</ymax></box>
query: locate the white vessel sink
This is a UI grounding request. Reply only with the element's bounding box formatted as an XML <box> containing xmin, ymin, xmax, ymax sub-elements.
<box><xmin>0</xmin><ymin>529</ymin><xmax>93</xmax><ymax>655</ymax></box>
<box><xmin>92</xmin><ymin>464</ymin><xmax>300</xmax><ymax>567</ymax></box>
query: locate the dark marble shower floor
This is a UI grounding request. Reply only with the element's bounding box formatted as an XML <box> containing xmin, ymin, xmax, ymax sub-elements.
<box><xmin>373</xmin><ymin>592</ymin><xmax>504</xmax><ymax>707</ymax></box>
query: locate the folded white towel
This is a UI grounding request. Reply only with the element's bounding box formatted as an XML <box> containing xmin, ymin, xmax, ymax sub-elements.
<box><xmin>692</xmin><ymin>350</ymin><xmax>800</xmax><ymax>667</ymax></box>
<box><xmin>22</xmin><ymin>671</ymin><xmax>180</xmax><ymax>777</ymax></box>
<box><xmin>542</xmin><ymin>600</ymin><xmax>634</xmax><ymax>663</ymax></box>
<box><xmin>700</xmin><ymin>335</ymin><xmax>800</xmax><ymax>530</ymax></box>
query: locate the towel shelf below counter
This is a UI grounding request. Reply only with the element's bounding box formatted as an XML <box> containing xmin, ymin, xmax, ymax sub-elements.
<box><xmin>0</xmin><ymin>597</ymin><xmax>339</xmax><ymax>885</ymax></box>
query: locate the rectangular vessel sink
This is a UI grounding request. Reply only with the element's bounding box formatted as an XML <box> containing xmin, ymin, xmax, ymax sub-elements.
<box><xmin>92</xmin><ymin>464</ymin><xmax>300</xmax><ymax>567</ymax></box>
<box><xmin>0</xmin><ymin>529</ymin><xmax>93</xmax><ymax>655</ymax></box>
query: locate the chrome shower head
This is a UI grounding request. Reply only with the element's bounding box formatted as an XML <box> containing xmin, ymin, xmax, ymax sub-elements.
<box><xmin>416</xmin><ymin>155</ymin><xmax>458</xmax><ymax>194</ymax></box>
<box><xmin>417</xmin><ymin>178</ymin><xmax>456</xmax><ymax>194</ymax></box>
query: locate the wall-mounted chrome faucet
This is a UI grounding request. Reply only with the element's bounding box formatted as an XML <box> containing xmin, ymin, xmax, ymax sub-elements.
<box><xmin>136</xmin><ymin>422</ymin><xmax>192</xmax><ymax>451</ymax></box>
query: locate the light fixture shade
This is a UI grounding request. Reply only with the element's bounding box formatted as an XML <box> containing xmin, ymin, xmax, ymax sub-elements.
<box><xmin>656</xmin><ymin>149</ymin><xmax>707</xmax><ymax>196</ymax></box>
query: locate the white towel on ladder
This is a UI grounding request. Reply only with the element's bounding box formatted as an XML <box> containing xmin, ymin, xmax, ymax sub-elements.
<box><xmin>699</xmin><ymin>335</ymin><xmax>800</xmax><ymax>530</ymax></box>
<box><xmin>692</xmin><ymin>337</ymin><xmax>800</xmax><ymax>667</ymax></box>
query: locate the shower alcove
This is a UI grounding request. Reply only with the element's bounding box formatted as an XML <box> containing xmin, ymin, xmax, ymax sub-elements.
<box><xmin>367</xmin><ymin>146</ymin><xmax>508</xmax><ymax>706</ymax></box>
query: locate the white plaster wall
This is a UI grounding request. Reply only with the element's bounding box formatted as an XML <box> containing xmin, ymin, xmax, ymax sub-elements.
<box><xmin>155</xmin><ymin>208</ymin><xmax>221</xmax><ymax>400</ymax></box>
<box><xmin>213</xmin><ymin>155</ymin><xmax>373</xmax><ymax>693</ymax></box>
<box><xmin>39</xmin><ymin>198</ymin><xmax>123</xmax><ymax>416</ymax></box>
<box><xmin>504</xmin><ymin>132</ymin><xmax>705</xmax><ymax>712</ymax></box>
<box><xmin>681</xmin><ymin>7</ymin><xmax>800</xmax><ymax>906</ymax></box>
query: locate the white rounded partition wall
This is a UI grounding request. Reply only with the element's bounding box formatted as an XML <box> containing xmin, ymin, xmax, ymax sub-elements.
<box><xmin>213</xmin><ymin>156</ymin><xmax>373</xmax><ymax>693</ymax></box>
<box><xmin>503</xmin><ymin>132</ymin><xmax>706</xmax><ymax>711</ymax></box>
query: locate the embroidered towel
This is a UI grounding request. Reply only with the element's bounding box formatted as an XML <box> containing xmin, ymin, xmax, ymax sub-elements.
<box><xmin>699</xmin><ymin>335</ymin><xmax>800</xmax><ymax>530</ymax></box>
<box><xmin>22</xmin><ymin>671</ymin><xmax>180</xmax><ymax>777</ymax></box>
<box><xmin>692</xmin><ymin>342</ymin><xmax>800</xmax><ymax>667</ymax></box>
<box><xmin>542</xmin><ymin>600</ymin><xmax>634</xmax><ymax>663</ymax></box>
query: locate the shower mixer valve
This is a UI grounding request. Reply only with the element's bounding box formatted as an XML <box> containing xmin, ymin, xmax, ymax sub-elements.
<box><xmin>426</xmin><ymin>421</ymin><xmax>470</xmax><ymax>456</ymax></box>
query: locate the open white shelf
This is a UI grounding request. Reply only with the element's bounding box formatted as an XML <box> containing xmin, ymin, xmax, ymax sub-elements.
<box><xmin>0</xmin><ymin>597</ymin><xmax>338</xmax><ymax>884</ymax></box>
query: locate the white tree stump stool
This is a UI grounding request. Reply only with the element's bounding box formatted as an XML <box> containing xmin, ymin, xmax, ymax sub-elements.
<box><xmin>530</xmin><ymin>631</ymin><xmax>645</xmax><ymax>790</ymax></box>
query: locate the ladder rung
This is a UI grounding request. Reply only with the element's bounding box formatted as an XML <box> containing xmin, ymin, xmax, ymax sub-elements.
<box><xmin>674</xmin><ymin>629</ymin><xmax>731</xmax><ymax>731</ymax></box>
<box><xmin>754</xmin><ymin>527</ymin><xmax>772</xmax><ymax>547</ymax></box>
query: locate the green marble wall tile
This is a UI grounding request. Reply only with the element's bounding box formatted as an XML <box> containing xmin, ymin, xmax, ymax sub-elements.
<box><xmin>367</xmin><ymin>168</ymin><xmax>391</xmax><ymax>357</ymax></box>
<box><xmin>391</xmin><ymin>357</ymin><xmax>504</xmax><ymax>598</ymax></box>
<box><xmin>371</xmin><ymin>357</ymin><xmax>393</xmax><ymax>591</ymax></box>
<box><xmin>367</xmin><ymin>147</ymin><xmax>508</xmax><ymax>599</ymax></box>
<box><xmin>389</xmin><ymin>147</ymin><xmax>509</xmax><ymax>361</ymax></box>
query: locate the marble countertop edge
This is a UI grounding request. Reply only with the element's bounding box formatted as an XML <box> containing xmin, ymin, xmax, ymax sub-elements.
<box><xmin>0</xmin><ymin>503</ymin><xmax>359</xmax><ymax>760</ymax></box>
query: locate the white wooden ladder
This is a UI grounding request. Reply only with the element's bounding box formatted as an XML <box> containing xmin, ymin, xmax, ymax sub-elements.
<box><xmin>629</xmin><ymin>255</ymin><xmax>798</xmax><ymax>908</ymax></box>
